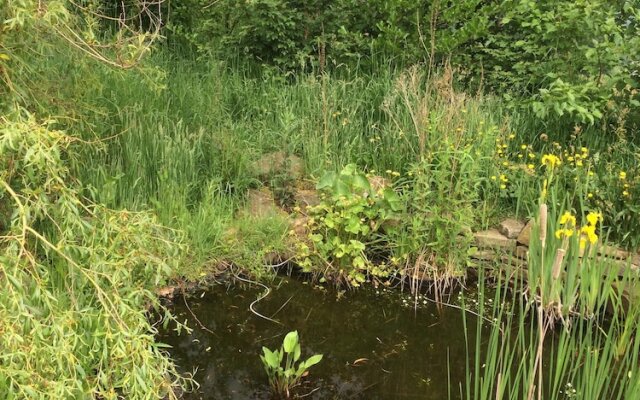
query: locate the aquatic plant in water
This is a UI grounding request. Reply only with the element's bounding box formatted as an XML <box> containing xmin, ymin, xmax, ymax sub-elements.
<box><xmin>260</xmin><ymin>331</ymin><xmax>323</xmax><ymax>398</ymax></box>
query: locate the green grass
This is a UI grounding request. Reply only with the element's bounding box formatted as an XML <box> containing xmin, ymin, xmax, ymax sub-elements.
<box><xmin>457</xmin><ymin>260</ymin><xmax>640</xmax><ymax>400</ymax></box>
<box><xmin>51</xmin><ymin>49</ymin><xmax>638</xmax><ymax>280</ymax></box>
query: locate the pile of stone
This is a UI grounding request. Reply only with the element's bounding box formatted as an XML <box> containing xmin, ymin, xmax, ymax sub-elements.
<box><xmin>472</xmin><ymin>218</ymin><xmax>640</xmax><ymax>277</ymax></box>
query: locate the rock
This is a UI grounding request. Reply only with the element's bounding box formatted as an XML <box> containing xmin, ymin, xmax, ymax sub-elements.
<box><xmin>368</xmin><ymin>175</ymin><xmax>389</xmax><ymax>193</ymax></box>
<box><xmin>598</xmin><ymin>244</ymin><xmax>631</xmax><ymax>260</ymax></box>
<box><xmin>605</xmin><ymin>257</ymin><xmax>640</xmax><ymax>277</ymax></box>
<box><xmin>474</xmin><ymin>229</ymin><xmax>516</xmax><ymax>251</ymax></box>
<box><xmin>515</xmin><ymin>245</ymin><xmax>529</xmax><ymax>260</ymax></box>
<box><xmin>471</xmin><ymin>249</ymin><xmax>497</xmax><ymax>261</ymax></box>
<box><xmin>156</xmin><ymin>286</ymin><xmax>177</xmax><ymax>299</ymax></box>
<box><xmin>251</xmin><ymin>151</ymin><xmax>304</xmax><ymax>180</ymax></box>
<box><xmin>516</xmin><ymin>220</ymin><xmax>534</xmax><ymax>246</ymax></box>
<box><xmin>498</xmin><ymin>218</ymin><xmax>525</xmax><ymax>239</ymax></box>
<box><xmin>500</xmin><ymin>255</ymin><xmax>527</xmax><ymax>269</ymax></box>
<box><xmin>294</xmin><ymin>189</ymin><xmax>320</xmax><ymax>210</ymax></box>
<box><xmin>290</xmin><ymin>216</ymin><xmax>310</xmax><ymax>238</ymax></box>
<box><xmin>244</xmin><ymin>188</ymin><xmax>286</xmax><ymax>219</ymax></box>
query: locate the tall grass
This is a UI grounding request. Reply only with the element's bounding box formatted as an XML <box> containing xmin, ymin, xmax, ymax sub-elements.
<box><xmin>458</xmin><ymin>261</ymin><xmax>640</xmax><ymax>400</ymax></box>
<box><xmin>55</xmin><ymin>49</ymin><xmax>638</xmax><ymax>276</ymax></box>
<box><xmin>63</xmin><ymin>52</ymin><xmax>510</xmax><ymax>275</ymax></box>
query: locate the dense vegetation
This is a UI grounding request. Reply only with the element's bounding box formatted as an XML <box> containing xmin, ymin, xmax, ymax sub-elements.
<box><xmin>1</xmin><ymin>0</ymin><xmax>639</xmax><ymax>398</ymax></box>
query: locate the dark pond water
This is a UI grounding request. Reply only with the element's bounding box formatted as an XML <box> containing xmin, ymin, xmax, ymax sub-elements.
<box><xmin>157</xmin><ymin>278</ymin><xmax>488</xmax><ymax>400</ymax></box>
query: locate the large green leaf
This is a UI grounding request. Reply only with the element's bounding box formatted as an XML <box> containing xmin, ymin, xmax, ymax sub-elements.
<box><xmin>293</xmin><ymin>343</ymin><xmax>301</xmax><ymax>362</ymax></box>
<box><xmin>316</xmin><ymin>171</ymin><xmax>337</xmax><ymax>190</ymax></box>
<box><xmin>283</xmin><ymin>331</ymin><xmax>299</xmax><ymax>353</ymax></box>
<box><xmin>333</xmin><ymin>180</ymin><xmax>350</xmax><ymax>198</ymax></box>
<box><xmin>352</xmin><ymin>173</ymin><xmax>371</xmax><ymax>192</ymax></box>
<box><xmin>382</xmin><ymin>188</ymin><xmax>403</xmax><ymax>212</ymax></box>
<box><xmin>303</xmin><ymin>354</ymin><xmax>323</xmax><ymax>369</ymax></box>
<box><xmin>261</xmin><ymin>346</ymin><xmax>279</xmax><ymax>368</ymax></box>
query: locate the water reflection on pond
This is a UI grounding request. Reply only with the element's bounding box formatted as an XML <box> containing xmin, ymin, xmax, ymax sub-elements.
<box><xmin>158</xmin><ymin>277</ymin><xmax>486</xmax><ymax>399</ymax></box>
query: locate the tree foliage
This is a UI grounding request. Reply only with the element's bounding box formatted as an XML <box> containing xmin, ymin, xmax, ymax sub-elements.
<box><xmin>167</xmin><ymin>0</ymin><xmax>640</xmax><ymax>126</ymax></box>
<box><xmin>0</xmin><ymin>1</ymin><xmax>191</xmax><ymax>398</ymax></box>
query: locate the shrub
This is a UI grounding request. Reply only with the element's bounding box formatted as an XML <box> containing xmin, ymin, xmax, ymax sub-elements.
<box><xmin>294</xmin><ymin>164</ymin><xmax>402</xmax><ymax>287</ymax></box>
<box><xmin>0</xmin><ymin>112</ymin><xmax>191</xmax><ymax>398</ymax></box>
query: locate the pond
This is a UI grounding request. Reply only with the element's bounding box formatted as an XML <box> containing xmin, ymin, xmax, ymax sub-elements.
<box><xmin>158</xmin><ymin>277</ymin><xmax>491</xmax><ymax>399</ymax></box>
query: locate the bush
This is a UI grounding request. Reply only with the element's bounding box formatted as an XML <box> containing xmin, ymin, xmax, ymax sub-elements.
<box><xmin>0</xmin><ymin>112</ymin><xmax>191</xmax><ymax>398</ymax></box>
<box><xmin>294</xmin><ymin>164</ymin><xmax>402</xmax><ymax>287</ymax></box>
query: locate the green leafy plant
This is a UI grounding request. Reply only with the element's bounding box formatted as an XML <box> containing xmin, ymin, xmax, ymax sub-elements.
<box><xmin>294</xmin><ymin>164</ymin><xmax>402</xmax><ymax>287</ymax></box>
<box><xmin>0</xmin><ymin>112</ymin><xmax>192</xmax><ymax>398</ymax></box>
<box><xmin>260</xmin><ymin>331</ymin><xmax>323</xmax><ymax>398</ymax></box>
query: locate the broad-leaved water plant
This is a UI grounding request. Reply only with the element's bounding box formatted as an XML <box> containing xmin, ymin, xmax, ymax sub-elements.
<box><xmin>260</xmin><ymin>331</ymin><xmax>323</xmax><ymax>398</ymax></box>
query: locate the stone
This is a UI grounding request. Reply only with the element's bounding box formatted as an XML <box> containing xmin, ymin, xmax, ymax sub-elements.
<box><xmin>515</xmin><ymin>245</ymin><xmax>529</xmax><ymax>260</ymax></box>
<box><xmin>244</xmin><ymin>188</ymin><xmax>286</xmax><ymax>219</ymax></box>
<box><xmin>597</xmin><ymin>244</ymin><xmax>631</xmax><ymax>260</ymax></box>
<box><xmin>293</xmin><ymin>189</ymin><xmax>320</xmax><ymax>210</ymax></box>
<box><xmin>368</xmin><ymin>175</ymin><xmax>389</xmax><ymax>193</ymax></box>
<box><xmin>516</xmin><ymin>220</ymin><xmax>534</xmax><ymax>246</ymax></box>
<box><xmin>155</xmin><ymin>286</ymin><xmax>176</xmax><ymax>299</ymax></box>
<box><xmin>605</xmin><ymin>257</ymin><xmax>640</xmax><ymax>277</ymax></box>
<box><xmin>251</xmin><ymin>151</ymin><xmax>304</xmax><ymax>180</ymax></box>
<box><xmin>471</xmin><ymin>249</ymin><xmax>497</xmax><ymax>261</ymax></box>
<box><xmin>474</xmin><ymin>229</ymin><xmax>516</xmax><ymax>251</ymax></box>
<box><xmin>498</xmin><ymin>218</ymin><xmax>525</xmax><ymax>239</ymax></box>
<box><xmin>290</xmin><ymin>216</ymin><xmax>310</xmax><ymax>238</ymax></box>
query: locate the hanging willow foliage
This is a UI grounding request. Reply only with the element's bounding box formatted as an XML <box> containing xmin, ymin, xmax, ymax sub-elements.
<box><xmin>0</xmin><ymin>112</ymin><xmax>193</xmax><ymax>398</ymax></box>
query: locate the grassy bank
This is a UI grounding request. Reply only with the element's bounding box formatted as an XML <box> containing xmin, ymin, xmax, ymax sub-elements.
<box><xmin>54</xmin><ymin>51</ymin><xmax>639</xmax><ymax>281</ymax></box>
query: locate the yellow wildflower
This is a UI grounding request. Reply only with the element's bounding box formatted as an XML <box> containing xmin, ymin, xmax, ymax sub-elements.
<box><xmin>555</xmin><ymin>228</ymin><xmax>575</xmax><ymax>239</ymax></box>
<box><xmin>559</xmin><ymin>211</ymin><xmax>576</xmax><ymax>227</ymax></box>
<box><xmin>585</xmin><ymin>212</ymin><xmax>602</xmax><ymax>226</ymax></box>
<box><xmin>580</xmin><ymin>224</ymin><xmax>598</xmax><ymax>245</ymax></box>
<box><xmin>527</xmin><ymin>164</ymin><xmax>535</xmax><ymax>170</ymax></box>
<box><xmin>541</xmin><ymin>154</ymin><xmax>561</xmax><ymax>169</ymax></box>
<box><xmin>620</xmin><ymin>171</ymin><xmax>627</xmax><ymax>180</ymax></box>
